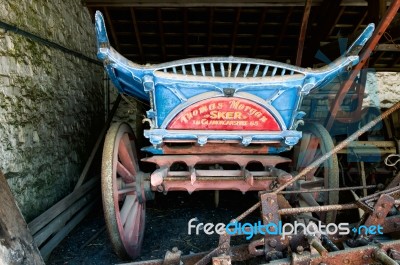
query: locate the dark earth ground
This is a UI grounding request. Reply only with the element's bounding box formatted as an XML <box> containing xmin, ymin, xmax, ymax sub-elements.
<box><xmin>47</xmin><ymin>190</ymin><xmax>262</xmax><ymax>265</ymax></box>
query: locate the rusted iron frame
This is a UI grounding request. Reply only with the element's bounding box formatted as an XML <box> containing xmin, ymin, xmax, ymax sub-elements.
<box><xmin>224</xmin><ymin>102</ymin><xmax>400</xmax><ymax>224</ymax></box>
<box><xmin>360</xmin><ymin>194</ymin><xmax>394</xmax><ymax>238</ymax></box>
<box><xmin>358</xmin><ymin>185</ymin><xmax>400</xmax><ymax>204</ymax></box>
<box><xmin>325</xmin><ymin>0</ymin><xmax>400</xmax><ymax>130</ymax></box>
<box><xmin>155</xmin><ymin>178</ymin><xmax>274</xmax><ymax>194</ymax></box>
<box><xmin>280</xmin><ymin>184</ymin><xmax>376</xmax><ymax>194</ymax></box>
<box><xmin>130</xmin><ymin>7</ymin><xmax>145</xmax><ymax>63</ymax></box>
<box><xmin>275</xmin><ymin>101</ymin><xmax>400</xmax><ymax>194</ymax></box>
<box><xmin>161</xmin><ymin>143</ymin><xmax>272</xmax><ymax>155</ymax></box>
<box><xmin>295</xmin><ymin>0</ymin><xmax>312</xmax><ymax>66</ymax></box>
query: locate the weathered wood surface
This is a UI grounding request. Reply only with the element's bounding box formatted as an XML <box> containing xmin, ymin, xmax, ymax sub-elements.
<box><xmin>0</xmin><ymin>171</ymin><xmax>45</xmax><ymax>265</ymax></box>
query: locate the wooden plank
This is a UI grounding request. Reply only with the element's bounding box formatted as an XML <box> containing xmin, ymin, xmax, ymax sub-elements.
<box><xmin>39</xmin><ymin>199</ymin><xmax>99</xmax><ymax>260</ymax></box>
<box><xmin>130</xmin><ymin>7</ymin><xmax>145</xmax><ymax>63</ymax></box>
<box><xmin>0</xmin><ymin>171</ymin><xmax>45</xmax><ymax>265</ymax></box>
<box><xmin>375</xmin><ymin>44</ymin><xmax>400</xmax><ymax>52</ymax></box>
<box><xmin>33</xmin><ymin>190</ymin><xmax>98</xmax><ymax>247</ymax></box>
<box><xmin>29</xmin><ymin>177</ymin><xmax>99</xmax><ymax>235</ymax></box>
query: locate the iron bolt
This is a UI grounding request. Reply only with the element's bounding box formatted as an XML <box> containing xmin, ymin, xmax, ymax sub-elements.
<box><xmin>268</xmin><ymin>239</ymin><xmax>277</xmax><ymax>248</ymax></box>
<box><xmin>296</xmin><ymin>245</ymin><xmax>304</xmax><ymax>254</ymax></box>
<box><xmin>343</xmin><ymin>258</ymin><xmax>350</xmax><ymax>264</ymax></box>
<box><xmin>363</xmin><ymin>255</ymin><xmax>369</xmax><ymax>260</ymax></box>
<box><xmin>376</xmin><ymin>212</ymin><xmax>383</xmax><ymax>218</ymax></box>
<box><xmin>381</xmin><ymin>203</ymin><xmax>387</xmax><ymax>208</ymax></box>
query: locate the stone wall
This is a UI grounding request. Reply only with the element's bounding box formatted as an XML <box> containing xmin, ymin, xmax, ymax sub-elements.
<box><xmin>0</xmin><ymin>0</ymin><xmax>104</xmax><ymax>222</ymax></box>
<box><xmin>365</xmin><ymin>72</ymin><xmax>400</xmax><ymax>109</ymax></box>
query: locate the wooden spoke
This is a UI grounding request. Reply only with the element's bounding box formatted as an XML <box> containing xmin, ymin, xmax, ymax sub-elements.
<box><xmin>292</xmin><ymin>123</ymin><xmax>339</xmax><ymax>224</ymax></box>
<box><xmin>117</xmin><ymin>162</ymin><xmax>135</xmax><ymax>183</ymax></box>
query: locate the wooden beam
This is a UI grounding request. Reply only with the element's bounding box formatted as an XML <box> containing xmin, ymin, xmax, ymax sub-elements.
<box><xmin>352</xmin><ymin>9</ymin><xmax>368</xmax><ymax>36</ymax></box>
<box><xmin>0</xmin><ymin>171</ymin><xmax>44</xmax><ymax>265</ymax></box>
<box><xmin>157</xmin><ymin>8</ymin><xmax>167</xmax><ymax>61</ymax></box>
<box><xmin>303</xmin><ymin>0</ymin><xmax>342</xmax><ymax>66</ymax></box>
<box><xmin>296</xmin><ymin>0</ymin><xmax>312</xmax><ymax>66</ymax></box>
<box><xmin>230</xmin><ymin>7</ymin><xmax>241</xmax><ymax>55</ymax></box>
<box><xmin>325</xmin><ymin>0</ymin><xmax>400</xmax><ymax>130</ymax></box>
<box><xmin>390</xmin><ymin>55</ymin><xmax>400</xmax><ymax>68</ymax></box>
<box><xmin>327</xmin><ymin>6</ymin><xmax>345</xmax><ymax>36</ymax></box>
<box><xmin>368</xmin><ymin>0</ymin><xmax>387</xmax><ymax>25</ymax></box>
<box><xmin>252</xmin><ymin>7</ymin><xmax>268</xmax><ymax>57</ymax></box>
<box><xmin>130</xmin><ymin>7</ymin><xmax>145</xmax><ymax>63</ymax></box>
<box><xmin>272</xmin><ymin>6</ymin><xmax>293</xmax><ymax>59</ymax></box>
<box><xmin>103</xmin><ymin>7</ymin><xmax>121</xmax><ymax>51</ymax></box>
<box><xmin>375</xmin><ymin>43</ymin><xmax>400</xmax><ymax>51</ymax></box>
<box><xmin>30</xmin><ymin>177</ymin><xmax>99</xmax><ymax>235</ymax></box>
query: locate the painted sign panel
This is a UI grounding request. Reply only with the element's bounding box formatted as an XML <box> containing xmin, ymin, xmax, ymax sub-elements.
<box><xmin>167</xmin><ymin>97</ymin><xmax>281</xmax><ymax>130</ymax></box>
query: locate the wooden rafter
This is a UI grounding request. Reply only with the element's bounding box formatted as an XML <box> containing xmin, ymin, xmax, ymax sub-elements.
<box><xmin>230</xmin><ymin>7</ymin><xmax>241</xmax><ymax>55</ymax></box>
<box><xmin>368</xmin><ymin>0</ymin><xmax>387</xmax><ymax>25</ymax></box>
<box><xmin>304</xmin><ymin>0</ymin><xmax>343</xmax><ymax>66</ymax></box>
<box><xmin>252</xmin><ymin>7</ymin><xmax>268</xmax><ymax>57</ymax></box>
<box><xmin>103</xmin><ymin>7</ymin><xmax>121</xmax><ymax>51</ymax></box>
<box><xmin>296</xmin><ymin>0</ymin><xmax>312</xmax><ymax>66</ymax></box>
<box><xmin>272</xmin><ymin>6</ymin><xmax>293</xmax><ymax>59</ymax></box>
<box><xmin>352</xmin><ymin>9</ymin><xmax>368</xmax><ymax>36</ymax></box>
<box><xmin>327</xmin><ymin>6</ymin><xmax>345</xmax><ymax>36</ymax></box>
<box><xmin>325</xmin><ymin>0</ymin><xmax>400</xmax><ymax>130</ymax></box>
<box><xmin>184</xmin><ymin>7</ymin><xmax>189</xmax><ymax>57</ymax></box>
<box><xmin>130</xmin><ymin>7</ymin><xmax>144</xmax><ymax>63</ymax></box>
<box><xmin>157</xmin><ymin>8</ymin><xmax>166</xmax><ymax>61</ymax></box>
<box><xmin>207</xmin><ymin>7</ymin><xmax>214</xmax><ymax>55</ymax></box>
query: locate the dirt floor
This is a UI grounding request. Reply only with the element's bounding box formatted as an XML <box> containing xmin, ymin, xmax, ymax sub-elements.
<box><xmin>47</xmin><ymin>190</ymin><xmax>261</xmax><ymax>265</ymax></box>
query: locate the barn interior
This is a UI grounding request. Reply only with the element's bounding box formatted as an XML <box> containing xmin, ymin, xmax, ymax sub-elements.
<box><xmin>1</xmin><ymin>0</ymin><xmax>400</xmax><ymax>264</ymax></box>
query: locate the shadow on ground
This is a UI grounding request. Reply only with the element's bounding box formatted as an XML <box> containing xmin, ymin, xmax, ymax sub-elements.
<box><xmin>47</xmin><ymin>190</ymin><xmax>260</xmax><ymax>265</ymax></box>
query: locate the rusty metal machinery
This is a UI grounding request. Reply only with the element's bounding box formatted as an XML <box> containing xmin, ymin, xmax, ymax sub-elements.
<box><xmin>94</xmin><ymin>1</ymin><xmax>400</xmax><ymax>263</ymax></box>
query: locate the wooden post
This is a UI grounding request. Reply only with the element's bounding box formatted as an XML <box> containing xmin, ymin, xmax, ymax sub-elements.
<box><xmin>0</xmin><ymin>171</ymin><xmax>45</xmax><ymax>265</ymax></box>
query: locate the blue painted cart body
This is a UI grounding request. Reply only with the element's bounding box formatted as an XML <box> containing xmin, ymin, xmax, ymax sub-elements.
<box><xmin>95</xmin><ymin>11</ymin><xmax>374</xmax><ymax>154</ymax></box>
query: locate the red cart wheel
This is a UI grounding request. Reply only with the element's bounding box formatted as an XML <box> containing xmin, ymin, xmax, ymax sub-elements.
<box><xmin>292</xmin><ymin>122</ymin><xmax>339</xmax><ymax>224</ymax></box>
<box><xmin>102</xmin><ymin>122</ymin><xmax>146</xmax><ymax>259</ymax></box>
